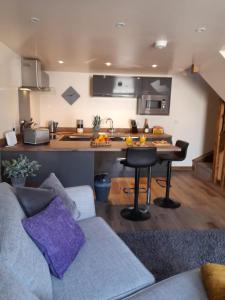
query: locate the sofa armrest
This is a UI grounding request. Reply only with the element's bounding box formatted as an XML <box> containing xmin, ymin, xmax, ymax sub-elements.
<box><xmin>65</xmin><ymin>185</ymin><xmax>96</xmax><ymax>220</ymax></box>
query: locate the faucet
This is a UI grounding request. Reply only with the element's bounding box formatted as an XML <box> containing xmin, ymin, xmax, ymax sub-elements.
<box><xmin>106</xmin><ymin>118</ymin><xmax>115</xmax><ymax>134</ymax></box>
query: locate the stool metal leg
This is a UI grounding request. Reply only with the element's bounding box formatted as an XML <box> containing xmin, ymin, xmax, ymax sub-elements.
<box><xmin>146</xmin><ymin>166</ymin><xmax>151</xmax><ymax>207</ymax></box>
<box><xmin>121</xmin><ymin>167</ymin><xmax>150</xmax><ymax>221</ymax></box>
<box><xmin>134</xmin><ymin>168</ymin><xmax>140</xmax><ymax>211</ymax></box>
<box><xmin>154</xmin><ymin>161</ymin><xmax>181</xmax><ymax>209</ymax></box>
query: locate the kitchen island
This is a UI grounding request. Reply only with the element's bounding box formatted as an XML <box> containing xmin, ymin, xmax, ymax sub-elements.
<box><xmin>0</xmin><ymin>132</ymin><xmax>176</xmax><ymax>187</ymax></box>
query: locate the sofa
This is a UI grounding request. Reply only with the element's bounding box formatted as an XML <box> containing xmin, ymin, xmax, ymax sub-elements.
<box><xmin>0</xmin><ymin>182</ymin><xmax>208</xmax><ymax>300</ymax></box>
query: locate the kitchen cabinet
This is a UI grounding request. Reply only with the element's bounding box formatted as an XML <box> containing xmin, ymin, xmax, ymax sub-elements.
<box><xmin>92</xmin><ymin>75</ymin><xmax>172</xmax><ymax>97</ymax></box>
<box><xmin>92</xmin><ymin>75</ymin><xmax>142</xmax><ymax>97</ymax></box>
<box><xmin>142</xmin><ymin>77</ymin><xmax>172</xmax><ymax>95</ymax></box>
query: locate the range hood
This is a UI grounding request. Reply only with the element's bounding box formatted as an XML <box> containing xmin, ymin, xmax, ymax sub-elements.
<box><xmin>20</xmin><ymin>57</ymin><xmax>50</xmax><ymax>91</ymax></box>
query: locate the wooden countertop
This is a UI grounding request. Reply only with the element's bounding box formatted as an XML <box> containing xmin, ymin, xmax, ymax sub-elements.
<box><xmin>1</xmin><ymin>134</ymin><xmax>180</xmax><ymax>152</ymax></box>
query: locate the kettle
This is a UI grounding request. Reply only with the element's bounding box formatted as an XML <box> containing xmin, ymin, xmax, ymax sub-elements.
<box><xmin>48</xmin><ymin>121</ymin><xmax>58</xmax><ymax>133</ymax></box>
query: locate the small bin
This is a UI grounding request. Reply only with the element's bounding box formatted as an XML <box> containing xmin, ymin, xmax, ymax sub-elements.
<box><xmin>94</xmin><ymin>173</ymin><xmax>111</xmax><ymax>202</ymax></box>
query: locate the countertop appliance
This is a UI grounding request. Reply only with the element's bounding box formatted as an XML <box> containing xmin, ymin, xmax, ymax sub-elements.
<box><xmin>23</xmin><ymin>128</ymin><xmax>50</xmax><ymax>144</ymax></box>
<box><xmin>48</xmin><ymin>121</ymin><xmax>58</xmax><ymax>133</ymax></box>
<box><xmin>20</xmin><ymin>57</ymin><xmax>49</xmax><ymax>91</ymax></box>
<box><xmin>137</xmin><ymin>94</ymin><xmax>170</xmax><ymax>115</ymax></box>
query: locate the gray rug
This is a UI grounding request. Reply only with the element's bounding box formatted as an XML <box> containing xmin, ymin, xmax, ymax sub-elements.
<box><xmin>118</xmin><ymin>230</ymin><xmax>225</xmax><ymax>281</ymax></box>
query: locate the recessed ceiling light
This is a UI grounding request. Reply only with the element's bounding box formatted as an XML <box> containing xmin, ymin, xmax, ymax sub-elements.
<box><xmin>154</xmin><ymin>40</ymin><xmax>168</xmax><ymax>49</ymax></box>
<box><xmin>115</xmin><ymin>21</ymin><xmax>126</xmax><ymax>28</ymax></box>
<box><xmin>58</xmin><ymin>60</ymin><xmax>64</xmax><ymax>64</ymax></box>
<box><xmin>152</xmin><ymin>64</ymin><xmax>158</xmax><ymax>68</ymax></box>
<box><xmin>105</xmin><ymin>62</ymin><xmax>112</xmax><ymax>66</ymax></box>
<box><xmin>195</xmin><ymin>26</ymin><xmax>207</xmax><ymax>33</ymax></box>
<box><xmin>31</xmin><ymin>17</ymin><xmax>40</xmax><ymax>24</ymax></box>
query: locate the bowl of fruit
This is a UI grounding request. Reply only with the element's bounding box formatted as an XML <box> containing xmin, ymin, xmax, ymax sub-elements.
<box><xmin>90</xmin><ymin>134</ymin><xmax>111</xmax><ymax>147</ymax></box>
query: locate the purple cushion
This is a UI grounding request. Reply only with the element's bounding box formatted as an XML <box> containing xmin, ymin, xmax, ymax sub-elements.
<box><xmin>22</xmin><ymin>196</ymin><xmax>85</xmax><ymax>279</ymax></box>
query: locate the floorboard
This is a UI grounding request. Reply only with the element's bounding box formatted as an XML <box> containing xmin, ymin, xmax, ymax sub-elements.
<box><xmin>96</xmin><ymin>171</ymin><xmax>225</xmax><ymax>232</ymax></box>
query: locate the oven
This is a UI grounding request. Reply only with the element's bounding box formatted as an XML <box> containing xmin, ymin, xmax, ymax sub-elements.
<box><xmin>137</xmin><ymin>94</ymin><xmax>170</xmax><ymax>115</ymax></box>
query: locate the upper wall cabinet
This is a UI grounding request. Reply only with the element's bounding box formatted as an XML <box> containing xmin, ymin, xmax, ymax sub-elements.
<box><xmin>142</xmin><ymin>77</ymin><xmax>172</xmax><ymax>95</ymax></box>
<box><xmin>92</xmin><ymin>75</ymin><xmax>172</xmax><ymax>97</ymax></box>
<box><xmin>92</xmin><ymin>75</ymin><xmax>142</xmax><ymax>97</ymax></box>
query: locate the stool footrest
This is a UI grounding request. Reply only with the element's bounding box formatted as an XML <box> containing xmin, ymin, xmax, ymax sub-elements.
<box><xmin>120</xmin><ymin>207</ymin><xmax>150</xmax><ymax>221</ymax></box>
<box><xmin>154</xmin><ymin>197</ymin><xmax>181</xmax><ymax>209</ymax></box>
<box><xmin>123</xmin><ymin>187</ymin><xmax>147</xmax><ymax>194</ymax></box>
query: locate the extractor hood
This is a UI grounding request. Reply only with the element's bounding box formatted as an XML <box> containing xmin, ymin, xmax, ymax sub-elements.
<box><xmin>20</xmin><ymin>57</ymin><xmax>50</xmax><ymax>91</ymax></box>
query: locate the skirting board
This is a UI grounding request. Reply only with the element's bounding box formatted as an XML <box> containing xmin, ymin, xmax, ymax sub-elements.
<box><xmin>172</xmin><ymin>166</ymin><xmax>193</xmax><ymax>171</ymax></box>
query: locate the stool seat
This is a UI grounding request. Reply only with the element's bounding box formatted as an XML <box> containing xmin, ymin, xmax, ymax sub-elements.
<box><xmin>120</xmin><ymin>147</ymin><xmax>157</xmax><ymax>221</ymax></box>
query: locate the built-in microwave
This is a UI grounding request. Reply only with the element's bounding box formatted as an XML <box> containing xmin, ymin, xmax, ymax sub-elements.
<box><xmin>137</xmin><ymin>94</ymin><xmax>170</xmax><ymax>115</ymax></box>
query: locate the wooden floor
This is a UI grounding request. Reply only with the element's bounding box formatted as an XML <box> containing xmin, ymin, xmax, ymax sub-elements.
<box><xmin>96</xmin><ymin>171</ymin><xmax>225</xmax><ymax>232</ymax></box>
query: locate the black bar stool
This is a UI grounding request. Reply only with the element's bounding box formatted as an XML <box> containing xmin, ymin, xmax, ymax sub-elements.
<box><xmin>154</xmin><ymin>140</ymin><xmax>189</xmax><ymax>209</ymax></box>
<box><xmin>120</xmin><ymin>147</ymin><xmax>157</xmax><ymax>221</ymax></box>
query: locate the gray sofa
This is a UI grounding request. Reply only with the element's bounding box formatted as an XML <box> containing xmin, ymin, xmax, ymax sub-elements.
<box><xmin>0</xmin><ymin>182</ymin><xmax>207</xmax><ymax>300</ymax></box>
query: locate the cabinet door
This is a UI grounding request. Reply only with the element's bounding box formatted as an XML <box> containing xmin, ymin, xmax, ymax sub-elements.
<box><xmin>92</xmin><ymin>75</ymin><xmax>114</xmax><ymax>96</ymax></box>
<box><xmin>142</xmin><ymin>77</ymin><xmax>172</xmax><ymax>95</ymax></box>
<box><xmin>112</xmin><ymin>76</ymin><xmax>139</xmax><ymax>97</ymax></box>
<box><xmin>92</xmin><ymin>75</ymin><xmax>141</xmax><ymax>97</ymax></box>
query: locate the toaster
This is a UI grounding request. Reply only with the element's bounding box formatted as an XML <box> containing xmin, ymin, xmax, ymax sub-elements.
<box><xmin>23</xmin><ymin>128</ymin><xmax>50</xmax><ymax>145</ymax></box>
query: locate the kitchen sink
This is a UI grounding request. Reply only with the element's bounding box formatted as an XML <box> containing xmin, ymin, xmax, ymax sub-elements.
<box><xmin>60</xmin><ymin>135</ymin><xmax>142</xmax><ymax>142</ymax></box>
<box><xmin>60</xmin><ymin>135</ymin><xmax>92</xmax><ymax>141</ymax></box>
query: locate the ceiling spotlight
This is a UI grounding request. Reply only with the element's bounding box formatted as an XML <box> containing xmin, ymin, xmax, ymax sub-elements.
<box><xmin>154</xmin><ymin>39</ymin><xmax>168</xmax><ymax>49</ymax></box>
<box><xmin>195</xmin><ymin>26</ymin><xmax>207</xmax><ymax>33</ymax></box>
<box><xmin>152</xmin><ymin>64</ymin><xmax>158</xmax><ymax>68</ymax></box>
<box><xmin>105</xmin><ymin>62</ymin><xmax>112</xmax><ymax>66</ymax></box>
<box><xmin>58</xmin><ymin>60</ymin><xmax>64</xmax><ymax>64</ymax></box>
<box><xmin>115</xmin><ymin>21</ymin><xmax>126</xmax><ymax>28</ymax></box>
<box><xmin>31</xmin><ymin>17</ymin><xmax>40</xmax><ymax>24</ymax></box>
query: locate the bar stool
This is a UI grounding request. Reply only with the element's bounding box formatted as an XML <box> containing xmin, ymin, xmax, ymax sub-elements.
<box><xmin>120</xmin><ymin>147</ymin><xmax>157</xmax><ymax>221</ymax></box>
<box><xmin>154</xmin><ymin>140</ymin><xmax>189</xmax><ymax>209</ymax></box>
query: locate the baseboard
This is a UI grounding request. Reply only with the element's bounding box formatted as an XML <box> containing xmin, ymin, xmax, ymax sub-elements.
<box><xmin>172</xmin><ymin>166</ymin><xmax>193</xmax><ymax>171</ymax></box>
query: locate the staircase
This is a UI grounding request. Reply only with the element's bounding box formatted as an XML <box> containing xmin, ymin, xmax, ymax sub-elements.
<box><xmin>192</xmin><ymin>152</ymin><xmax>213</xmax><ymax>182</ymax></box>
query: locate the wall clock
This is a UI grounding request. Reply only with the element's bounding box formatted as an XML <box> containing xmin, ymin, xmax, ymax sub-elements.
<box><xmin>61</xmin><ymin>86</ymin><xmax>80</xmax><ymax>105</ymax></box>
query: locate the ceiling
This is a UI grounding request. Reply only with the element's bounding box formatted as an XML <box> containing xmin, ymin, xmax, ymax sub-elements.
<box><xmin>1</xmin><ymin>0</ymin><xmax>225</xmax><ymax>74</ymax></box>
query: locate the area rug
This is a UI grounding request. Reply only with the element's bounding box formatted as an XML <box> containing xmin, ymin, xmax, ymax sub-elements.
<box><xmin>118</xmin><ymin>230</ymin><xmax>225</xmax><ymax>281</ymax></box>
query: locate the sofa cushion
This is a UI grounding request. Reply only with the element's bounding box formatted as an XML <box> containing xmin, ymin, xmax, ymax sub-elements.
<box><xmin>0</xmin><ymin>182</ymin><xmax>53</xmax><ymax>300</ymax></box>
<box><xmin>22</xmin><ymin>196</ymin><xmax>85</xmax><ymax>279</ymax></box>
<box><xmin>0</xmin><ymin>259</ymin><xmax>40</xmax><ymax>300</ymax></box>
<box><xmin>126</xmin><ymin>269</ymin><xmax>207</xmax><ymax>300</ymax></box>
<box><xmin>16</xmin><ymin>186</ymin><xmax>56</xmax><ymax>216</ymax></box>
<box><xmin>40</xmin><ymin>173</ymin><xmax>80</xmax><ymax>220</ymax></box>
<box><xmin>52</xmin><ymin>217</ymin><xmax>155</xmax><ymax>300</ymax></box>
<box><xmin>201</xmin><ymin>263</ymin><xmax>225</xmax><ymax>300</ymax></box>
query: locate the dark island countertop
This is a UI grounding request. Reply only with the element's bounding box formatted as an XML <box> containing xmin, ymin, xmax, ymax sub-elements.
<box><xmin>1</xmin><ymin>132</ymin><xmax>180</xmax><ymax>152</ymax></box>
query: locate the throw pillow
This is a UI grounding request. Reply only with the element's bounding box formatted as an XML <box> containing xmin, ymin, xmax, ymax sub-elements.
<box><xmin>201</xmin><ymin>263</ymin><xmax>225</xmax><ymax>300</ymax></box>
<box><xmin>22</xmin><ymin>196</ymin><xmax>85</xmax><ymax>279</ymax></box>
<box><xmin>40</xmin><ymin>173</ymin><xmax>80</xmax><ymax>220</ymax></box>
<box><xmin>16</xmin><ymin>186</ymin><xmax>56</xmax><ymax>217</ymax></box>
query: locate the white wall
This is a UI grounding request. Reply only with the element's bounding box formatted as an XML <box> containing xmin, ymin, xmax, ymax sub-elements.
<box><xmin>35</xmin><ymin>71</ymin><xmax>220</xmax><ymax>166</ymax></box>
<box><xmin>0</xmin><ymin>42</ymin><xmax>21</xmax><ymax>138</ymax></box>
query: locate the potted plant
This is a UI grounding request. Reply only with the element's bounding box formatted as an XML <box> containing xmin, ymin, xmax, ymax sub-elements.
<box><xmin>2</xmin><ymin>155</ymin><xmax>41</xmax><ymax>187</ymax></box>
<box><xmin>92</xmin><ymin>115</ymin><xmax>102</xmax><ymax>137</ymax></box>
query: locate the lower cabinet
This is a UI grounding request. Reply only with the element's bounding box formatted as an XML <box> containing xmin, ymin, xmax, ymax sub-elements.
<box><xmin>1</xmin><ymin>151</ymin><xmax>95</xmax><ymax>188</ymax></box>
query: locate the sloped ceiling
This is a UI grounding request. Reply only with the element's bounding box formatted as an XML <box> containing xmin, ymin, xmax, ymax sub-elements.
<box><xmin>1</xmin><ymin>0</ymin><xmax>225</xmax><ymax>75</ymax></box>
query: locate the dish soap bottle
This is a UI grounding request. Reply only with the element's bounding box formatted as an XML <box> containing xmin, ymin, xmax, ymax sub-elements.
<box><xmin>144</xmin><ymin>118</ymin><xmax>150</xmax><ymax>133</ymax></box>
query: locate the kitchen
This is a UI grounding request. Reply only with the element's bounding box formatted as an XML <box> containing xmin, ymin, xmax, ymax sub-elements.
<box><xmin>0</xmin><ymin>57</ymin><xmax>218</xmax><ymax>187</ymax></box>
<box><xmin>0</xmin><ymin>0</ymin><xmax>224</xmax><ymax>228</ymax></box>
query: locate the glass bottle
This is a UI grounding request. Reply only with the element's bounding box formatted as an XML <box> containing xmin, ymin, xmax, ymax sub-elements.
<box><xmin>144</xmin><ymin>118</ymin><xmax>150</xmax><ymax>133</ymax></box>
